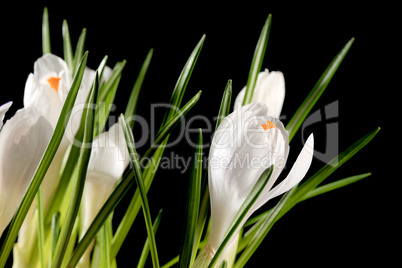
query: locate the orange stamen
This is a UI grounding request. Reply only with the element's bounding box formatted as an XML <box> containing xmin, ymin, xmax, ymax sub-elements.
<box><xmin>262</xmin><ymin>120</ymin><xmax>276</xmax><ymax>131</ymax></box>
<box><xmin>47</xmin><ymin>77</ymin><xmax>61</xmax><ymax>92</ymax></box>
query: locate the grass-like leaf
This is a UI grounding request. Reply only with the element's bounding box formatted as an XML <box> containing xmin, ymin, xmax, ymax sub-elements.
<box><xmin>142</xmin><ymin>90</ymin><xmax>202</xmax><ymax>159</ymax></box>
<box><xmin>286</xmin><ymin>38</ymin><xmax>355</xmax><ymax>141</ymax></box>
<box><xmin>242</xmin><ymin>14</ymin><xmax>272</xmax><ymax>106</ymax></box>
<box><xmin>51</xmin><ymin>71</ymin><xmax>98</xmax><ymax>268</ymax></box>
<box><xmin>42</xmin><ymin>7</ymin><xmax>51</xmax><ymax>54</ymax></box>
<box><xmin>110</xmin><ymin>138</ymin><xmax>167</xmax><ymax>259</ymax></box>
<box><xmin>161</xmin><ymin>35</ymin><xmax>205</xmax><ymax>127</ymax></box>
<box><xmin>62</xmin><ymin>20</ymin><xmax>74</xmax><ymax>71</ymax></box>
<box><xmin>120</xmin><ymin>115</ymin><xmax>160</xmax><ymax>268</ymax></box>
<box><xmin>208</xmin><ymin>166</ymin><xmax>274</xmax><ymax>268</ymax></box>
<box><xmin>179</xmin><ymin>129</ymin><xmax>203</xmax><ymax>268</ymax></box>
<box><xmin>125</xmin><ymin>49</ymin><xmax>153</xmax><ymax>129</ymax></box>
<box><xmin>215</xmin><ymin>80</ymin><xmax>232</xmax><ymax>129</ymax></box>
<box><xmin>284</xmin><ymin>127</ymin><xmax>380</xmax><ymax>213</ymax></box>
<box><xmin>0</xmin><ymin>52</ymin><xmax>88</xmax><ymax>267</ymax></box>
<box><xmin>137</xmin><ymin>210</ymin><xmax>163</xmax><ymax>268</ymax></box>
<box><xmin>72</xmin><ymin>28</ymin><xmax>87</xmax><ymax>75</ymax></box>
<box><xmin>300</xmin><ymin>172</ymin><xmax>371</xmax><ymax>201</ymax></box>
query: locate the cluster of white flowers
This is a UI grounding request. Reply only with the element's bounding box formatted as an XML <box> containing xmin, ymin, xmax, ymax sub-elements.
<box><xmin>0</xmin><ymin>54</ymin><xmax>129</xmax><ymax>267</ymax></box>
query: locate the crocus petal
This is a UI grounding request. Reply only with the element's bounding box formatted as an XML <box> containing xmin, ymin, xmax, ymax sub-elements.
<box><xmin>254</xmin><ymin>133</ymin><xmax>314</xmax><ymax>212</ymax></box>
<box><xmin>33</xmin><ymin>53</ymin><xmax>72</xmax><ymax>99</ymax></box>
<box><xmin>24</xmin><ymin>73</ymin><xmax>63</xmax><ymax>128</ymax></box>
<box><xmin>0</xmin><ymin>102</ymin><xmax>12</xmax><ymax>129</ymax></box>
<box><xmin>88</xmin><ymin>120</ymin><xmax>130</xmax><ymax>178</ymax></box>
<box><xmin>234</xmin><ymin>69</ymin><xmax>285</xmax><ymax>117</ymax></box>
<box><xmin>0</xmin><ymin>108</ymin><xmax>53</xmax><ymax>236</ymax></box>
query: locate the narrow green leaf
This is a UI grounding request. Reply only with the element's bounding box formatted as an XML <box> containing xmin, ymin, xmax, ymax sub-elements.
<box><xmin>72</xmin><ymin>28</ymin><xmax>87</xmax><ymax>75</ymax></box>
<box><xmin>286</xmin><ymin>38</ymin><xmax>355</xmax><ymax>141</ymax></box>
<box><xmin>120</xmin><ymin>115</ymin><xmax>160</xmax><ymax>268</ymax></box>
<box><xmin>97</xmin><ymin>56</ymin><xmax>109</xmax><ymax>83</ymax></box>
<box><xmin>142</xmin><ymin>90</ymin><xmax>202</xmax><ymax>160</ymax></box>
<box><xmin>215</xmin><ymin>80</ymin><xmax>232</xmax><ymax>129</ymax></box>
<box><xmin>42</xmin><ymin>7</ymin><xmax>51</xmax><ymax>54</ymax></box>
<box><xmin>137</xmin><ymin>210</ymin><xmax>163</xmax><ymax>268</ymax></box>
<box><xmin>0</xmin><ymin>52</ymin><xmax>88</xmax><ymax>267</ymax></box>
<box><xmin>37</xmin><ymin>188</ymin><xmax>46</xmax><ymax>268</ymax></box>
<box><xmin>51</xmin><ymin>71</ymin><xmax>98</xmax><ymax>268</ymax></box>
<box><xmin>98</xmin><ymin>60</ymin><xmax>127</xmax><ymax>103</ymax></box>
<box><xmin>219</xmin><ymin>260</ymin><xmax>228</xmax><ymax>268</ymax></box>
<box><xmin>48</xmin><ymin>213</ymin><xmax>60</xmax><ymax>268</ymax></box>
<box><xmin>62</xmin><ymin>20</ymin><xmax>74</xmax><ymax>71</ymax></box>
<box><xmin>100</xmin><ymin>224</ymin><xmax>111</xmax><ymax>268</ymax></box>
<box><xmin>208</xmin><ymin>166</ymin><xmax>274</xmax><ymax>268</ymax></box>
<box><xmin>242</xmin><ymin>14</ymin><xmax>272</xmax><ymax>105</ymax></box>
<box><xmin>125</xmin><ymin>49</ymin><xmax>153</xmax><ymax>129</ymax></box>
<box><xmin>161</xmin><ymin>35</ymin><xmax>205</xmax><ymax>127</ymax></box>
<box><xmin>179</xmin><ymin>129</ymin><xmax>203</xmax><ymax>268</ymax></box>
<box><xmin>300</xmin><ymin>172</ymin><xmax>372</xmax><ymax>201</ymax></box>
<box><xmin>161</xmin><ymin>256</ymin><xmax>180</xmax><ymax>268</ymax></box>
<box><xmin>286</xmin><ymin>127</ymin><xmax>380</xmax><ymax>211</ymax></box>
<box><xmin>234</xmin><ymin>187</ymin><xmax>296</xmax><ymax>268</ymax></box>
<box><xmin>110</xmin><ymin>137</ymin><xmax>167</xmax><ymax>259</ymax></box>
<box><xmin>94</xmin><ymin>73</ymin><xmax>122</xmax><ymax>136</ymax></box>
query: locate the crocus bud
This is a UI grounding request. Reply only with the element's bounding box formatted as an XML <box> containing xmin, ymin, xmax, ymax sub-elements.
<box><xmin>234</xmin><ymin>69</ymin><xmax>285</xmax><ymax>118</ymax></box>
<box><xmin>77</xmin><ymin>120</ymin><xmax>130</xmax><ymax>268</ymax></box>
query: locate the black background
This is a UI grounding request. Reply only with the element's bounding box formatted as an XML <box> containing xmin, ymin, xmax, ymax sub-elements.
<box><xmin>1</xmin><ymin>1</ymin><xmax>398</xmax><ymax>267</ymax></box>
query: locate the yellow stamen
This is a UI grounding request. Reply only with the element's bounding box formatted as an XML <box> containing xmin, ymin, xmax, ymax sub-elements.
<box><xmin>47</xmin><ymin>76</ymin><xmax>61</xmax><ymax>92</ymax></box>
<box><xmin>262</xmin><ymin>120</ymin><xmax>276</xmax><ymax>131</ymax></box>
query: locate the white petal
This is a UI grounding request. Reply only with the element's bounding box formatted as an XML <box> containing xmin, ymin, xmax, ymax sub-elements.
<box><xmin>251</xmin><ymin>70</ymin><xmax>285</xmax><ymax>118</ymax></box>
<box><xmin>267</xmin><ymin>133</ymin><xmax>314</xmax><ymax>200</ymax></box>
<box><xmin>34</xmin><ymin>54</ymin><xmax>72</xmax><ymax>86</ymax></box>
<box><xmin>233</xmin><ymin>70</ymin><xmax>285</xmax><ymax>118</ymax></box>
<box><xmin>0</xmin><ymin>108</ymin><xmax>53</xmax><ymax>235</ymax></box>
<box><xmin>88</xmin><ymin>120</ymin><xmax>130</xmax><ymax>180</ymax></box>
<box><xmin>0</xmin><ymin>102</ymin><xmax>12</xmax><ymax>129</ymax></box>
<box><xmin>23</xmin><ymin>73</ymin><xmax>63</xmax><ymax>128</ymax></box>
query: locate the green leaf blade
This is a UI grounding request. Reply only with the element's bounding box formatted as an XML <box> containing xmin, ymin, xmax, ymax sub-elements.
<box><xmin>42</xmin><ymin>7</ymin><xmax>51</xmax><ymax>55</ymax></box>
<box><xmin>179</xmin><ymin>129</ymin><xmax>203</xmax><ymax>268</ymax></box>
<box><xmin>125</xmin><ymin>48</ymin><xmax>153</xmax><ymax>128</ymax></box>
<box><xmin>286</xmin><ymin>38</ymin><xmax>355</xmax><ymax>141</ymax></box>
<box><xmin>242</xmin><ymin>14</ymin><xmax>272</xmax><ymax>106</ymax></box>
<box><xmin>161</xmin><ymin>35</ymin><xmax>205</xmax><ymax>127</ymax></box>
<box><xmin>120</xmin><ymin>115</ymin><xmax>160</xmax><ymax>268</ymax></box>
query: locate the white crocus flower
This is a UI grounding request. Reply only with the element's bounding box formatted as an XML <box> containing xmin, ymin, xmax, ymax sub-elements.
<box><xmin>0</xmin><ymin>103</ymin><xmax>53</xmax><ymax>237</ymax></box>
<box><xmin>77</xmin><ymin>120</ymin><xmax>130</xmax><ymax>268</ymax></box>
<box><xmin>193</xmin><ymin>102</ymin><xmax>314</xmax><ymax>267</ymax></box>
<box><xmin>234</xmin><ymin>69</ymin><xmax>285</xmax><ymax>118</ymax></box>
<box><xmin>14</xmin><ymin>54</ymin><xmax>112</xmax><ymax>266</ymax></box>
<box><xmin>22</xmin><ymin>53</ymin><xmax>112</xmax><ymax>211</ymax></box>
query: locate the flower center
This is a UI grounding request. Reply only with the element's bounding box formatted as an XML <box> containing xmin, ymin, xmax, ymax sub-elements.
<box><xmin>262</xmin><ymin>120</ymin><xmax>276</xmax><ymax>131</ymax></box>
<box><xmin>47</xmin><ymin>76</ymin><xmax>61</xmax><ymax>92</ymax></box>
